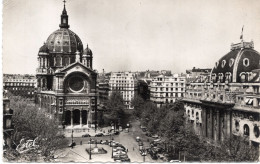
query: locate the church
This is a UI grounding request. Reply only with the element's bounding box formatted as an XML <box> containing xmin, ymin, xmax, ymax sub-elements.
<box><xmin>36</xmin><ymin>1</ymin><xmax>97</xmax><ymax>128</ymax></box>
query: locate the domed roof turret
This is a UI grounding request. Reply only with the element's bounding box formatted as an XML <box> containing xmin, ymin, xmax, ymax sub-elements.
<box><xmin>211</xmin><ymin>41</ymin><xmax>260</xmax><ymax>83</ymax></box>
<box><xmin>39</xmin><ymin>43</ymin><xmax>49</xmax><ymax>53</ymax></box>
<box><xmin>83</xmin><ymin>45</ymin><xmax>93</xmax><ymax>56</ymax></box>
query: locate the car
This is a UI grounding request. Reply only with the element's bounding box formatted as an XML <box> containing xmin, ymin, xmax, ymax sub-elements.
<box><xmin>136</xmin><ymin>136</ymin><xmax>140</xmax><ymax>142</ymax></box>
<box><xmin>68</xmin><ymin>142</ymin><xmax>76</xmax><ymax>147</ymax></box>
<box><xmin>113</xmin><ymin>151</ymin><xmax>126</xmax><ymax>157</ymax></box>
<box><xmin>152</xmin><ymin>134</ymin><xmax>159</xmax><ymax>138</ymax></box>
<box><xmin>114</xmin><ymin>154</ymin><xmax>128</xmax><ymax>160</ymax></box>
<box><xmin>169</xmin><ymin>160</ymin><xmax>181</xmax><ymax>163</ymax></box>
<box><xmin>145</xmin><ymin>132</ymin><xmax>152</xmax><ymax>137</ymax></box>
<box><xmin>149</xmin><ymin>150</ymin><xmax>158</xmax><ymax>160</ymax></box>
<box><xmin>82</xmin><ymin>134</ymin><xmax>91</xmax><ymax>137</ymax></box>
<box><xmin>101</xmin><ymin>140</ymin><xmax>109</xmax><ymax>145</ymax></box>
<box><xmin>95</xmin><ymin>133</ymin><xmax>104</xmax><ymax>137</ymax></box>
<box><xmin>138</xmin><ymin>141</ymin><xmax>143</xmax><ymax>146</ymax></box>
<box><xmin>142</xmin><ymin>128</ymin><xmax>147</xmax><ymax>132</ymax></box>
<box><xmin>125</xmin><ymin>128</ymin><xmax>129</xmax><ymax>132</ymax></box>
<box><xmin>114</xmin><ymin>131</ymin><xmax>120</xmax><ymax>135</ymax></box>
<box><xmin>121</xmin><ymin>157</ymin><xmax>131</xmax><ymax>162</ymax></box>
<box><xmin>153</xmin><ymin>138</ymin><xmax>161</xmax><ymax>142</ymax></box>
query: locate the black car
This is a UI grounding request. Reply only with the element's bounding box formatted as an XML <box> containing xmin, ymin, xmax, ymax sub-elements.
<box><xmin>95</xmin><ymin>133</ymin><xmax>104</xmax><ymax>137</ymax></box>
<box><xmin>82</xmin><ymin>134</ymin><xmax>91</xmax><ymax>137</ymax></box>
<box><xmin>145</xmin><ymin>132</ymin><xmax>152</xmax><ymax>137</ymax></box>
<box><xmin>68</xmin><ymin>142</ymin><xmax>76</xmax><ymax>147</ymax></box>
<box><xmin>114</xmin><ymin>131</ymin><xmax>120</xmax><ymax>135</ymax></box>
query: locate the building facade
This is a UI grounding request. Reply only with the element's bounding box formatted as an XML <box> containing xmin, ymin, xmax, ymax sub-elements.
<box><xmin>3</xmin><ymin>74</ymin><xmax>36</xmax><ymax>100</ymax></box>
<box><xmin>150</xmin><ymin>74</ymin><xmax>186</xmax><ymax>107</ymax></box>
<box><xmin>36</xmin><ymin>3</ymin><xmax>98</xmax><ymax>128</ymax></box>
<box><xmin>3</xmin><ymin>91</ymin><xmax>14</xmax><ymax>149</ymax></box>
<box><xmin>183</xmin><ymin>40</ymin><xmax>260</xmax><ymax>154</ymax></box>
<box><xmin>108</xmin><ymin>72</ymin><xmax>137</xmax><ymax>109</ymax></box>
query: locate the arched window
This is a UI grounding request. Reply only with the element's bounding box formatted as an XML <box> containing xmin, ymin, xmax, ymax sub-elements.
<box><xmin>218</xmin><ymin>73</ymin><xmax>224</xmax><ymax>83</ymax></box>
<box><xmin>225</xmin><ymin>72</ymin><xmax>232</xmax><ymax>82</ymax></box>
<box><xmin>243</xmin><ymin>124</ymin><xmax>250</xmax><ymax>136</ymax></box>
<box><xmin>240</xmin><ymin>73</ymin><xmax>246</xmax><ymax>82</ymax></box>
<box><xmin>56</xmin><ymin>56</ymin><xmax>61</xmax><ymax>66</ymax></box>
<box><xmin>221</xmin><ymin>60</ymin><xmax>226</xmax><ymax>68</ymax></box>
<box><xmin>254</xmin><ymin>126</ymin><xmax>259</xmax><ymax>138</ymax></box>
<box><xmin>229</xmin><ymin>58</ymin><xmax>234</xmax><ymax>67</ymax></box>
<box><xmin>235</xmin><ymin>121</ymin><xmax>239</xmax><ymax>132</ymax></box>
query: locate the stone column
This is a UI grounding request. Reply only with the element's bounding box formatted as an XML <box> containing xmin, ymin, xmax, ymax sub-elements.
<box><xmin>226</xmin><ymin>110</ymin><xmax>231</xmax><ymax>138</ymax></box>
<box><xmin>202</xmin><ymin>108</ymin><xmax>207</xmax><ymax>137</ymax></box>
<box><xmin>207</xmin><ymin>109</ymin><xmax>213</xmax><ymax>140</ymax></box>
<box><xmin>214</xmin><ymin>110</ymin><xmax>220</xmax><ymax>142</ymax></box>
<box><xmin>80</xmin><ymin>109</ymin><xmax>82</xmax><ymax>127</ymax></box>
<box><xmin>86</xmin><ymin>110</ymin><xmax>89</xmax><ymax>127</ymax></box>
<box><xmin>54</xmin><ymin>56</ymin><xmax>56</xmax><ymax>66</ymax></box>
<box><xmin>253</xmin><ymin>98</ymin><xmax>258</xmax><ymax>107</ymax></box>
<box><xmin>45</xmin><ymin>58</ymin><xmax>48</xmax><ymax>68</ymax></box>
<box><xmin>71</xmin><ymin>110</ymin><xmax>73</xmax><ymax>127</ymax></box>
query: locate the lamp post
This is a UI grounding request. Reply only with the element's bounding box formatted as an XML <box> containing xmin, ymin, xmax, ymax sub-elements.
<box><xmin>142</xmin><ymin>147</ymin><xmax>147</xmax><ymax>162</ymax></box>
<box><xmin>89</xmin><ymin>138</ymin><xmax>92</xmax><ymax>160</ymax></box>
<box><xmin>111</xmin><ymin>137</ymin><xmax>114</xmax><ymax>158</ymax></box>
<box><xmin>71</xmin><ymin>129</ymin><xmax>74</xmax><ymax>149</ymax></box>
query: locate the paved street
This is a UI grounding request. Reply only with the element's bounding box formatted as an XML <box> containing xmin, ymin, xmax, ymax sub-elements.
<box><xmin>54</xmin><ymin>119</ymin><xmax>162</xmax><ymax>162</ymax></box>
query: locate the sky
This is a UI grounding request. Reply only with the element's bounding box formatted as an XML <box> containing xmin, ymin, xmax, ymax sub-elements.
<box><xmin>2</xmin><ymin>0</ymin><xmax>260</xmax><ymax>74</ymax></box>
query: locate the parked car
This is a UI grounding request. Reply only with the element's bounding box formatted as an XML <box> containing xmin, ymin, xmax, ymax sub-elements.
<box><xmin>114</xmin><ymin>154</ymin><xmax>128</xmax><ymax>160</ymax></box>
<box><xmin>114</xmin><ymin>131</ymin><xmax>120</xmax><ymax>135</ymax></box>
<box><xmin>142</xmin><ymin>128</ymin><xmax>147</xmax><ymax>132</ymax></box>
<box><xmin>138</xmin><ymin>141</ymin><xmax>143</xmax><ymax>146</ymax></box>
<box><xmin>95</xmin><ymin>133</ymin><xmax>104</xmax><ymax>137</ymax></box>
<box><xmin>82</xmin><ymin>134</ymin><xmax>91</xmax><ymax>137</ymax></box>
<box><xmin>101</xmin><ymin>140</ymin><xmax>109</xmax><ymax>145</ymax></box>
<box><xmin>136</xmin><ymin>136</ymin><xmax>140</xmax><ymax>142</ymax></box>
<box><xmin>149</xmin><ymin>150</ymin><xmax>158</xmax><ymax>160</ymax></box>
<box><xmin>68</xmin><ymin>142</ymin><xmax>76</xmax><ymax>147</ymax></box>
<box><xmin>145</xmin><ymin>132</ymin><xmax>152</xmax><ymax>137</ymax></box>
<box><xmin>152</xmin><ymin>134</ymin><xmax>159</xmax><ymax>139</ymax></box>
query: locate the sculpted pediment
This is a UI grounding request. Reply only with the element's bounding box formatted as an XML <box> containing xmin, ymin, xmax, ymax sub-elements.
<box><xmin>56</xmin><ymin>62</ymin><xmax>96</xmax><ymax>77</ymax></box>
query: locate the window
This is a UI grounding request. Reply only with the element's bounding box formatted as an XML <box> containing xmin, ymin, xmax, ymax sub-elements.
<box><xmin>243</xmin><ymin>58</ymin><xmax>250</xmax><ymax>67</ymax></box>
<box><xmin>229</xmin><ymin>58</ymin><xmax>234</xmax><ymax>67</ymax></box>
<box><xmin>243</xmin><ymin>124</ymin><xmax>250</xmax><ymax>136</ymax></box>
<box><xmin>221</xmin><ymin>60</ymin><xmax>226</xmax><ymax>68</ymax></box>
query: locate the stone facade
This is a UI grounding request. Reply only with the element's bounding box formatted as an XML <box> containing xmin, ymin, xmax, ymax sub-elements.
<box><xmin>183</xmin><ymin>40</ymin><xmax>260</xmax><ymax>155</ymax></box>
<box><xmin>150</xmin><ymin>74</ymin><xmax>186</xmax><ymax>107</ymax></box>
<box><xmin>36</xmin><ymin>3</ymin><xmax>98</xmax><ymax>128</ymax></box>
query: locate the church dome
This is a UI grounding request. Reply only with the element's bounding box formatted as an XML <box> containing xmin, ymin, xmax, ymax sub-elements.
<box><xmin>46</xmin><ymin>28</ymin><xmax>83</xmax><ymax>54</ymax></box>
<box><xmin>211</xmin><ymin>41</ymin><xmax>260</xmax><ymax>83</ymax></box>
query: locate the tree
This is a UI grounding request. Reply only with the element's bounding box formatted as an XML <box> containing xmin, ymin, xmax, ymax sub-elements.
<box><xmin>131</xmin><ymin>95</ymin><xmax>145</xmax><ymax>118</ymax></box>
<box><xmin>6</xmin><ymin>94</ymin><xmax>68</xmax><ymax>162</ymax></box>
<box><xmin>106</xmin><ymin>91</ymin><xmax>125</xmax><ymax>123</ymax></box>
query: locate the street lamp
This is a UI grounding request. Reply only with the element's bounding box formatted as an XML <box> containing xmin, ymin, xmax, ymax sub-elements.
<box><xmin>142</xmin><ymin>147</ymin><xmax>147</xmax><ymax>162</ymax></box>
<box><xmin>71</xmin><ymin>129</ymin><xmax>74</xmax><ymax>149</ymax></box>
<box><xmin>89</xmin><ymin>138</ymin><xmax>92</xmax><ymax>160</ymax></box>
<box><xmin>111</xmin><ymin>137</ymin><xmax>114</xmax><ymax>158</ymax></box>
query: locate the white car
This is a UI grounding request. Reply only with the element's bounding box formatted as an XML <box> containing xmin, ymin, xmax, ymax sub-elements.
<box><xmin>113</xmin><ymin>151</ymin><xmax>126</xmax><ymax>157</ymax></box>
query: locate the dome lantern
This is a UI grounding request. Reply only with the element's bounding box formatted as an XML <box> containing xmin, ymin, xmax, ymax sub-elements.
<box><xmin>59</xmin><ymin>0</ymin><xmax>70</xmax><ymax>29</ymax></box>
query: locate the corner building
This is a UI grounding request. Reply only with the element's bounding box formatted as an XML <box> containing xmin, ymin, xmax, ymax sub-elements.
<box><xmin>183</xmin><ymin>40</ymin><xmax>260</xmax><ymax>154</ymax></box>
<box><xmin>36</xmin><ymin>4</ymin><xmax>97</xmax><ymax>128</ymax></box>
